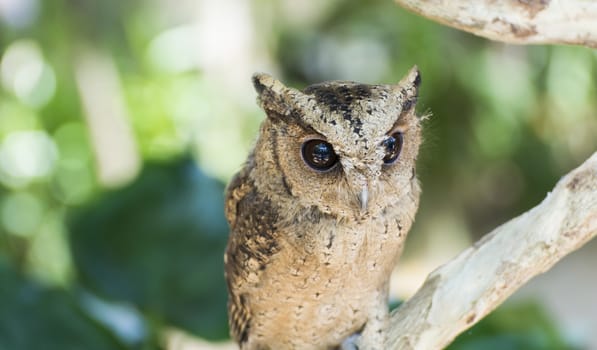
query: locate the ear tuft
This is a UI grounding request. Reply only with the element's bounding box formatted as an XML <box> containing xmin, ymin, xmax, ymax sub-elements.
<box><xmin>406</xmin><ymin>65</ymin><xmax>421</xmax><ymax>88</ymax></box>
<box><xmin>252</xmin><ymin>74</ymin><xmax>267</xmax><ymax>94</ymax></box>
<box><xmin>409</xmin><ymin>66</ymin><xmax>421</xmax><ymax>88</ymax></box>
<box><xmin>251</xmin><ymin>73</ymin><xmax>289</xmax><ymax>97</ymax></box>
<box><xmin>251</xmin><ymin>73</ymin><xmax>301</xmax><ymax>119</ymax></box>
<box><xmin>395</xmin><ymin>65</ymin><xmax>422</xmax><ymax>102</ymax></box>
<box><xmin>252</xmin><ymin>73</ymin><xmax>274</xmax><ymax>95</ymax></box>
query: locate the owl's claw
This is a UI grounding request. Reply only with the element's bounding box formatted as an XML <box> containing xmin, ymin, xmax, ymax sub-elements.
<box><xmin>340</xmin><ymin>332</ymin><xmax>361</xmax><ymax>350</ymax></box>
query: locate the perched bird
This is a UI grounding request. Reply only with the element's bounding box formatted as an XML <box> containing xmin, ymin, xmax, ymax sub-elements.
<box><xmin>224</xmin><ymin>66</ymin><xmax>423</xmax><ymax>349</ymax></box>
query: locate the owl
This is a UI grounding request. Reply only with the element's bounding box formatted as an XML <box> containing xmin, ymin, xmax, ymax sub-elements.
<box><xmin>224</xmin><ymin>66</ymin><xmax>423</xmax><ymax>350</ymax></box>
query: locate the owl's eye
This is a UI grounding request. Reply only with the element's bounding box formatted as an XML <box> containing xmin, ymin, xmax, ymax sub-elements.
<box><xmin>382</xmin><ymin>132</ymin><xmax>404</xmax><ymax>164</ymax></box>
<box><xmin>301</xmin><ymin>139</ymin><xmax>338</xmax><ymax>171</ymax></box>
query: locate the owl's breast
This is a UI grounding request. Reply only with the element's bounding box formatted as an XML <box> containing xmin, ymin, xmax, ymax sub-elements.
<box><xmin>283</xmin><ymin>203</ymin><xmax>411</xmax><ymax>273</ymax></box>
<box><xmin>243</xmin><ymin>209</ymin><xmax>408</xmax><ymax>348</ymax></box>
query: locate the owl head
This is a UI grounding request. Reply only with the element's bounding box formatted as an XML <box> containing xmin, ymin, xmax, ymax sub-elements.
<box><xmin>251</xmin><ymin>67</ymin><xmax>422</xmax><ymax>220</ymax></box>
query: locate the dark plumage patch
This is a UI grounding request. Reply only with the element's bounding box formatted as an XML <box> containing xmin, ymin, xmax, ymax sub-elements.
<box><xmin>225</xmin><ymin>178</ymin><xmax>282</xmax><ymax>344</ymax></box>
<box><xmin>413</xmin><ymin>70</ymin><xmax>422</xmax><ymax>88</ymax></box>
<box><xmin>402</xmin><ymin>97</ymin><xmax>417</xmax><ymax>112</ymax></box>
<box><xmin>235</xmin><ymin>191</ymin><xmax>280</xmax><ymax>268</ymax></box>
<box><xmin>252</xmin><ymin>75</ymin><xmax>267</xmax><ymax>94</ymax></box>
<box><xmin>303</xmin><ymin>83</ymin><xmax>372</xmax><ymax>136</ymax></box>
<box><xmin>326</xmin><ymin>232</ymin><xmax>335</xmax><ymax>249</ymax></box>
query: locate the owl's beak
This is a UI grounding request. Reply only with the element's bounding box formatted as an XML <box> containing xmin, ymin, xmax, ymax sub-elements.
<box><xmin>358</xmin><ymin>186</ymin><xmax>369</xmax><ymax>212</ymax></box>
<box><xmin>344</xmin><ymin>164</ymin><xmax>371</xmax><ymax>213</ymax></box>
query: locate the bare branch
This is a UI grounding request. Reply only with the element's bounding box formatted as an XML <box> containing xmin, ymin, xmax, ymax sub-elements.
<box><xmin>395</xmin><ymin>0</ymin><xmax>597</xmax><ymax>47</ymax></box>
<box><xmin>387</xmin><ymin>151</ymin><xmax>597</xmax><ymax>349</ymax></box>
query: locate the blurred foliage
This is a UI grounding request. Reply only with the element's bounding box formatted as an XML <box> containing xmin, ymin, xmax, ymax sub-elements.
<box><xmin>0</xmin><ymin>258</ymin><xmax>125</xmax><ymax>350</ymax></box>
<box><xmin>0</xmin><ymin>0</ymin><xmax>596</xmax><ymax>348</ymax></box>
<box><xmin>70</xmin><ymin>157</ymin><xmax>229</xmax><ymax>340</ymax></box>
<box><xmin>449</xmin><ymin>303</ymin><xmax>576</xmax><ymax>350</ymax></box>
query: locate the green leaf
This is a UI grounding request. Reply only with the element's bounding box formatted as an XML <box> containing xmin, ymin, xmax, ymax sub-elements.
<box><xmin>69</xmin><ymin>156</ymin><xmax>229</xmax><ymax>340</ymax></box>
<box><xmin>0</xmin><ymin>259</ymin><xmax>124</xmax><ymax>350</ymax></box>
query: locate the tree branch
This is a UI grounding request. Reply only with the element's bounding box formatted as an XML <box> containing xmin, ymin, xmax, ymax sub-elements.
<box><xmin>395</xmin><ymin>0</ymin><xmax>597</xmax><ymax>47</ymax></box>
<box><xmin>386</xmin><ymin>151</ymin><xmax>597</xmax><ymax>349</ymax></box>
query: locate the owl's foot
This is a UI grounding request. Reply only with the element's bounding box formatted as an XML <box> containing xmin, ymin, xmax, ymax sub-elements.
<box><xmin>340</xmin><ymin>332</ymin><xmax>360</xmax><ymax>350</ymax></box>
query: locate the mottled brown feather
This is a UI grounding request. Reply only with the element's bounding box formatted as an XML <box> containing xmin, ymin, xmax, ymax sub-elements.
<box><xmin>224</xmin><ymin>163</ymin><xmax>282</xmax><ymax>345</ymax></box>
<box><xmin>224</xmin><ymin>67</ymin><xmax>423</xmax><ymax>349</ymax></box>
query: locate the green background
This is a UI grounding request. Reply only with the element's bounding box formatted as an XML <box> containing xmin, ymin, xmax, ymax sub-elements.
<box><xmin>0</xmin><ymin>0</ymin><xmax>595</xmax><ymax>348</ymax></box>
